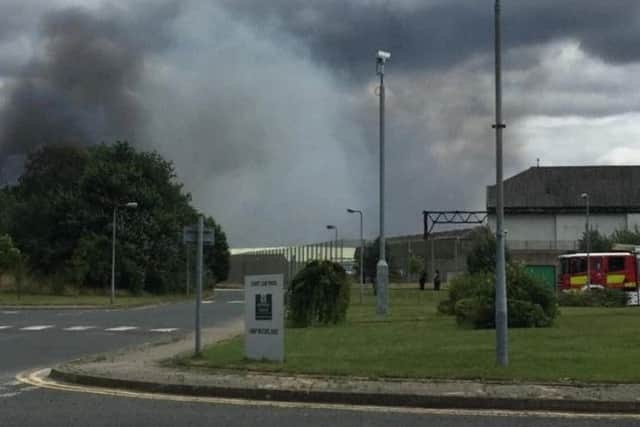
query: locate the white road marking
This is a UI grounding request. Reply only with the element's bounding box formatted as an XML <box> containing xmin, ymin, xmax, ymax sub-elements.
<box><xmin>0</xmin><ymin>326</ymin><xmax>13</xmax><ymax>330</ymax></box>
<box><xmin>20</xmin><ymin>325</ymin><xmax>54</xmax><ymax>331</ymax></box>
<box><xmin>227</xmin><ymin>300</ymin><xmax>244</xmax><ymax>304</ymax></box>
<box><xmin>104</xmin><ymin>326</ymin><xmax>138</xmax><ymax>332</ymax></box>
<box><xmin>16</xmin><ymin>368</ymin><xmax>640</xmax><ymax>421</ymax></box>
<box><xmin>63</xmin><ymin>326</ymin><xmax>96</xmax><ymax>331</ymax></box>
<box><xmin>2</xmin><ymin>311</ymin><xmax>19</xmax><ymax>314</ymax></box>
<box><xmin>149</xmin><ymin>328</ymin><xmax>179</xmax><ymax>333</ymax></box>
<box><xmin>202</xmin><ymin>300</ymin><xmax>214</xmax><ymax>304</ymax></box>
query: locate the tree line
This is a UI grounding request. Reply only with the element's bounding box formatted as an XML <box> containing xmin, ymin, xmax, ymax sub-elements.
<box><xmin>0</xmin><ymin>142</ymin><xmax>229</xmax><ymax>294</ymax></box>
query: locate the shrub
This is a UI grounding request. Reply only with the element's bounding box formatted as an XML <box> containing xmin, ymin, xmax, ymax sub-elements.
<box><xmin>454</xmin><ymin>297</ymin><xmax>494</xmax><ymax>328</ymax></box>
<box><xmin>287</xmin><ymin>260</ymin><xmax>350</xmax><ymax>328</ymax></box>
<box><xmin>442</xmin><ymin>262</ymin><xmax>557</xmax><ymax>329</ymax></box>
<box><xmin>558</xmin><ymin>288</ymin><xmax>628</xmax><ymax>307</ymax></box>
<box><xmin>438</xmin><ymin>272</ymin><xmax>493</xmax><ymax>315</ymax></box>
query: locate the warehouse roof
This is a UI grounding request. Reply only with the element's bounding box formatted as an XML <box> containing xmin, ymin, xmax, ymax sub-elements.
<box><xmin>486</xmin><ymin>166</ymin><xmax>640</xmax><ymax>213</ymax></box>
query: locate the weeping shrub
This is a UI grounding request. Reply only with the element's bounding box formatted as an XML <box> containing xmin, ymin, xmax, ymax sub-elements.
<box><xmin>287</xmin><ymin>260</ymin><xmax>350</xmax><ymax>328</ymax></box>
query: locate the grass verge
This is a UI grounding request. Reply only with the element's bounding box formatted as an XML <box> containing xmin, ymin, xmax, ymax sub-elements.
<box><xmin>178</xmin><ymin>288</ymin><xmax>640</xmax><ymax>383</ymax></box>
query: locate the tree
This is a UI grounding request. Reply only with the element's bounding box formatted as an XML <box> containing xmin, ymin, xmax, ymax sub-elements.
<box><xmin>609</xmin><ymin>227</ymin><xmax>640</xmax><ymax>246</ymax></box>
<box><xmin>408</xmin><ymin>254</ymin><xmax>424</xmax><ymax>276</ymax></box>
<box><xmin>0</xmin><ymin>234</ymin><xmax>21</xmax><ymax>273</ymax></box>
<box><xmin>578</xmin><ymin>229</ymin><xmax>612</xmax><ymax>252</ymax></box>
<box><xmin>10</xmin><ymin>145</ymin><xmax>89</xmax><ymax>274</ymax></box>
<box><xmin>5</xmin><ymin>142</ymin><xmax>230</xmax><ymax>294</ymax></box>
<box><xmin>0</xmin><ymin>234</ymin><xmax>24</xmax><ymax>297</ymax></box>
<box><xmin>466</xmin><ymin>226</ymin><xmax>511</xmax><ymax>274</ymax></box>
<box><xmin>204</xmin><ymin>216</ymin><xmax>230</xmax><ymax>283</ymax></box>
<box><xmin>355</xmin><ymin>238</ymin><xmax>393</xmax><ymax>283</ymax></box>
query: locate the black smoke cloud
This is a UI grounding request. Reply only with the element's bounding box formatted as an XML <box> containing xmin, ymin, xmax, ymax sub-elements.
<box><xmin>2</xmin><ymin>0</ymin><xmax>640</xmax><ymax>246</ymax></box>
<box><xmin>0</xmin><ymin>2</ymin><xmax>180</xmax><ymax>156</ymax></box>
<box><xmin>222</xmin><ymin>0</ymin><xmax>640</xmax><ymax>75</ymax></box>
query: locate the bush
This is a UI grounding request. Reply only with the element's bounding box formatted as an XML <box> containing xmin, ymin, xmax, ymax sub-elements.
<box><xmin>558</xmin><ymin>288</ymin><xmax>628</xmax><ymax>307</ymax></box>
<box><xmin>438</xmin><ymin>272</ymin><xmax>493</xmax><ymax>315</ymax></box>
<box><xmin>287</xmin><ymin>260</ymin><xmax>350</xmax><ymax>328</ymax></box>
<box><xmin>442</xmin><ymin>262</ymin><xmax>557</xmax><ymax>329</ymax></box>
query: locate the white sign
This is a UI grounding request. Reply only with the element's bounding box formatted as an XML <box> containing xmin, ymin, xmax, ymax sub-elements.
<box><xmin>244</xmin><ymin>274</ymin><xmax>284</xmax><ymax>362</ymax></box>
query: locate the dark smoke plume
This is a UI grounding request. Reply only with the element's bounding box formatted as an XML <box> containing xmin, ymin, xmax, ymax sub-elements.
<box><xmin>0</xmin><ymin>2</ymin><xmax>179</xmax><ymax>156</ymax></box>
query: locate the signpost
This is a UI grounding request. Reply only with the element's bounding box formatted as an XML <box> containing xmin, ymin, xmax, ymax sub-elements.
<box><xmin>182</xmin><ymin>220</ymin><xmax>214</xmax><ymax>356</ymax></box>
<box><xmin>244</xmin><ymin>274</ymin><xmax>284</xmax><ymax>362</ymax></box>
<box><xmin>183</xmin><ymin>225</ymin><xmax>214</xmax><ymax>245</ymax></box>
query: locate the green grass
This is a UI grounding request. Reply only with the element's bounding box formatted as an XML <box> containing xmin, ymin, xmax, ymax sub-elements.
<box><xmin>0</xmin><ymin>292</ymin><xmax>194</xmax><ymax>307</ymax></box>
<box><xmin>181</xmin><ymin>288</ymin><xmax>640</xmax><ymax>383</ymax></box>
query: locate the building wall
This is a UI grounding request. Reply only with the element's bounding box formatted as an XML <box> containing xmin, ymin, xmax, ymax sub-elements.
<box><xmin>488</xmin><ymin>214</ymin><xmax>555</xmax><ymax>241</ymax></box>
<box><xmin>555</xmin><ymin>214</ymin><xmax>625</xmax><ymax>240</ymax></box>
<box><xmin>627</xmin><ymin>214</ymin><xmax>640</xmax><ymax>230</ymax></box>
<box><xmin>489</xmin><ymin>213</ymin><xmax>628</xmax><ymax>243</ymax></box>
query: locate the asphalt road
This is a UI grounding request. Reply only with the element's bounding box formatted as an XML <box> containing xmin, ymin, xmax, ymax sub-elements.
<box><xmin>2</xmin><ymin>290</ymin><xmax>639</xmax><ymax>426</ymax></box>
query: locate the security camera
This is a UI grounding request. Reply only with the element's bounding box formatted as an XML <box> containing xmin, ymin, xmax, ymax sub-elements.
<box><xmin>376</xmin><ymin>50</ymin><xmax>391</xmax><ymax>61</ymax></box>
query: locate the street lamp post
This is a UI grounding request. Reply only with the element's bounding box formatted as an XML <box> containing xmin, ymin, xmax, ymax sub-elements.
<box><xmin>326</xmin><ymin>225</ymin><xmax>338</xmax><ymax>262</ymax></box>
<box><xmin>347</xmin><ymin>208</ymin><xmax>364</xmax><ymax>303</ymax></box>
<box><xmin>376</xmin><ymin>49</ymin><xmax>390</xmax><ymax>317</ymax></box>
<box><xmin>493</xmin><ymin>0</ymin><xmax>508</xmax><ymax>367</ymax></box>
<box><xmin>581</xmin><ymin>193</ymin><xmax>590</xmax><ymax>288</ymax></box>
<box><xmin>111</xmin><ymin>201</ymin><xmax>138</xmax><ymax>304</ymax></box>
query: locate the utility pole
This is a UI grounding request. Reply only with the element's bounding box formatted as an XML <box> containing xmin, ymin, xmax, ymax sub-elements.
<box><xmin>195</xmin><ymin>215</ymin><xmax>203</xmax><ymax>355</ymax></box>
<box><xmin>376</xmin><ymin>49</ymin><xmax>391</xmax><ymax>316</ymax></box>
<box><xmin>493</xmin><ymin>0</ymin><xmax>508</xmax><ymax>367</ymax></box>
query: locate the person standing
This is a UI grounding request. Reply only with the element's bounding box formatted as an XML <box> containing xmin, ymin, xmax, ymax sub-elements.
<box><xmin>433</xmin><ymin>269</ymin><xmax>441</xmax><ymax>291</ymax></box>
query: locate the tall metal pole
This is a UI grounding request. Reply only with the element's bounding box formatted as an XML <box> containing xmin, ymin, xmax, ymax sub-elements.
<box><xmin>494</xmin><ymin>0</ymin><xmax>508</xmax><ymax>367</ymax></box>
<box><xmin>334</xmin><ymin>228</ymin><xmax>338</xmax><ymax>263</ymax></box>
<box><xmin>195</xmin><ymin>215</ymin><xmax>203</xmax><ymax>355</ymax></box>
<box><xmin>585</xmin><ymin>195</ymin><xmax>590</xmax><ymax>288</ymax></box>
<box><xmin>359</xmin><ymin>213</ymin><xmax>364</xmax><ymax>301</ymax></box>
<box><xmin>376</xmin><ymin>52</ymin><xmax>389</xmax><ymax>316</ymax></box>
<box><xmin>186</xmin><ymin>245</ymin><xmax>190</xmax><ymax>296</ymax></box>
<box><xmin>110</xmin><ymin>207</ymin><xmax>117</xmax><ymax>305</ymax></box>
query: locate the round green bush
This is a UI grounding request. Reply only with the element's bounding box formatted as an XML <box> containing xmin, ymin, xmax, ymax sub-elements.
<box><xmin>443</xmin><ymin>262</ymin><xmax>557</xmax><ymax>329</ymax></box>
<box><xmin>287</xmin><ymin>260</ymin><xmax>351</xmax><ymax>328</ymax></box>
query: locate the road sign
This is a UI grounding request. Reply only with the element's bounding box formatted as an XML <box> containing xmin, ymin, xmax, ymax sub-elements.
<box><xmin>244</xmin><ymin>274</ymin><xmax>284</xmax><ymax>362</ymax></box>
<box><xmin>183</xmin><ymin>225</ymin><xmax>214</xmax><ymax>244</ymax></box>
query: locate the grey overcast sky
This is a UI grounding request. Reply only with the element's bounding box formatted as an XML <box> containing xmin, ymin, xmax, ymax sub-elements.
<box><xmin>1</xmin><ymin>0</ymin><xmax>640</xmax><ymax>247</ymax></box>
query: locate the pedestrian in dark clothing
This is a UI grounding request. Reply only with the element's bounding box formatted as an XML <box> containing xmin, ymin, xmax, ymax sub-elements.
<box><xmin>419</xmin><ymin>271</ymin><xmax>426</xmax><ymax>290</ymax></box>
<box><xmin>433</xmin><ymin>269</ymin><xmax>441</xmax><ymax>291</ymax></box>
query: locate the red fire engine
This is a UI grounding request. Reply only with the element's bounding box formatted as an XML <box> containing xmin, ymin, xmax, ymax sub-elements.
<box><xmin>557</xmin><ymin>252</ymin><xmax>640</xmax><ymax>290</ymax></box>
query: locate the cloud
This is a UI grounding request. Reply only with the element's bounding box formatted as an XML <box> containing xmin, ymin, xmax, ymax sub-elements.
<box><xmin>3</xmin><ymin>0</ymin><xmax>640</xmax><ymax>247</ymax></box>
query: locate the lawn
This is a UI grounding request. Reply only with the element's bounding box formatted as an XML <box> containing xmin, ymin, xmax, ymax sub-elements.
<box><xmin>0</xmin><ymin>292</ymin><xmax>195</xmax><ymax>307</ymax></box>
<box><xmin>183</xmin><ymin>288</ymin><xmax>640</xmax><ymax>383</ymax></box>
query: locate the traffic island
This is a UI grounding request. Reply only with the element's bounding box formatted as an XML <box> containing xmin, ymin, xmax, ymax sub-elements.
<box><xmin>47</xmin><ymin>289</ymin><xmax>640</xmax><ymax>413</ymax></box>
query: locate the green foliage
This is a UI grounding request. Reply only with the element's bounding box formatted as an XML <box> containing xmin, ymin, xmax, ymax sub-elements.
<box><xmin>287</xmin><ymin>260</ymin><xmax>351</xmax><ymax>328</ymax></box>
<box><xmin>3</xmin><ymin>142</ymin><xmax>230</xmax><ymax>295</ymax></box>
<box><xmin>356</xmin><ymin>238</ymin><xmax>394</xmax><ymax>282</ymax></box>
<box><xmin>466</xmin><ymin>226</ymin><xmax>510</xmax><ymax>274</ymax></box>
<box><xmin>578</xmin><ymin>229</ymin><xmax>612</xmax><ymax>252</ymax></box>
<box><xmin>408</xmin><ymin>255</ymin><xmax>424</xmax><ymax>275</ymax></box>
<box><xmin>558</xmin><ymin>288</ymin><xmax>628</xmax><ymax>307</ymax></box>
<box><xmin>0</xmin><ymin>234</ymin><xmax>21</xmax><ymax>272</ymax></box>
<box><xmin>441</xmin><ymin>262</ymin><xmax>557</xmax><ymax>329</ymax></box>
<box><xmin>204</xmin><ymin>216</ymin><xmax>230</xmax><ymax>282</ymax></box>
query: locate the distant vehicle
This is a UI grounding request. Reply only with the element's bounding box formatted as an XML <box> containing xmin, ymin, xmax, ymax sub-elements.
<box><xmin>557</xmin><ymin>252</ymin><xmax>639</xmax><ymax>291</ymax></box>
